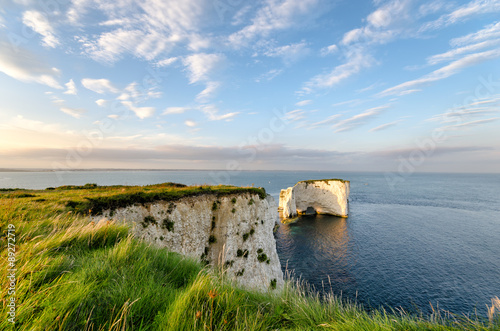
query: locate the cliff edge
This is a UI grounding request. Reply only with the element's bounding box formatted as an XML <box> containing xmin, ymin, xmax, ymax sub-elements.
<box><xmin>90</xmin><ymin>187</ymin><xmax>283</xmax><ymax>292</ymax></box>
<box><xmin>279</xmin><ymin>179</ymin><xmax>350</xmax><ymax>219</ymax></box>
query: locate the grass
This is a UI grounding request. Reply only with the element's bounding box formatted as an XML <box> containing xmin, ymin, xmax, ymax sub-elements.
<box><xmin>1</xmin><ymin>184</ymin><xmax>499</xmax><ymax>330</ymax></box>
<box><xmin>299</xmin><ymin>178</ymin><xmax>350</xmax><ymax>185</ymax></box>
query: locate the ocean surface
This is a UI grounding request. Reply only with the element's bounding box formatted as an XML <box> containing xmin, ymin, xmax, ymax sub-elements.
<box><xmin>1</xmin><ymin>170</ymin><xmax>499</xmax><ymax>317</ymax></box>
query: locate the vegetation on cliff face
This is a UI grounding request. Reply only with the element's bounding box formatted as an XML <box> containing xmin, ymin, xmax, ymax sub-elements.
<box><xmin>1</xmin><ymin>185</ymin><xmax>499</xmax><ymax>330</ymax></box>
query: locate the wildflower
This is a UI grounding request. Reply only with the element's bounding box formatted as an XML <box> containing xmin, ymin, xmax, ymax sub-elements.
<box><xmin>208</xmin><ymin>290</ymin><xmax>218</xmax><ymax>299</ymax></box>
<box><xmin>195</xmin><ymin>311</ymin><xmax>202</xmax><ymax>319</ymax></box>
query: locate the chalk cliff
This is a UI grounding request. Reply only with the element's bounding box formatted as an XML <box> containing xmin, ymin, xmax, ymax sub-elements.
<box><xmin>92</xmin><ymin>192</ymin><xmax>283</xmax><ymax>292</ymax></box>
<box><xmin>279</xmin><ymin>179</ymin><xmax>350</xmax><ymax>218</ymax></box>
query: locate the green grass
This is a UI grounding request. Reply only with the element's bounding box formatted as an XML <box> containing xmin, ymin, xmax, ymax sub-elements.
<box><xmin>1</xmin><ymin>184</ymin><xmax>499</xmax><ymax>330</ymax></box>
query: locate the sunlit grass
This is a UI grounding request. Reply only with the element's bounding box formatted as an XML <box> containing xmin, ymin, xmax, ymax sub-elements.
<box><xmin>1</xmin><ymin>184</ymin><xmax>498</xmax><ymax>330</ymax></box>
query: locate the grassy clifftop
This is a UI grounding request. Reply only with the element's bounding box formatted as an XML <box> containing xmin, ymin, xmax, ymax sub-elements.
<box><xmin>1</xmin><ymin>182</ymin><xmax>267</xmax><ymax>216</ymax></box>
<box><xmin>0</xmin><ymin>184</ymin><xmax>498</xmax><ymax>330</ymax></box>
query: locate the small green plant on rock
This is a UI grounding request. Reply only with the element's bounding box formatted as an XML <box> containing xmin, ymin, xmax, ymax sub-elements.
<box><xmin>142</xmin><ymin>215</ymin><xmax>157</xmax><ymax>227</ymax></box>
<box><xmin>257</xmin><ymin>253</ymin><xmax>268</xmax><ymax>263</ymax></box>
<box><xmin>162</xmin><ymin>218</ymin><xmax>174</xmax><ymax>232</ymax></box>
<box><xmin>208</xmin><ymin>235</ymin><xmax>217</xmax><ymax>244</ymax></box>
<box><xmin>270</xmin><ymin>278</ymin><xmax>277</xmax><ymax>290</ymax></box>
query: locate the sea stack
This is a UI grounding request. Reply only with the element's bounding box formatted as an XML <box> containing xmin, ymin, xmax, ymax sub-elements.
<box><xmin>279</xmin><ymin>179</ymin><xmax>350</xmax><ymax>219</ymax></box>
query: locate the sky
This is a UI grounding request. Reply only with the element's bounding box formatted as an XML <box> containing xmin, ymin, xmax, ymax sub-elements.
<box><xmin>0</xmin><ymin>0</ymin><xmax>499</xmax><ymax>173</ymax></box>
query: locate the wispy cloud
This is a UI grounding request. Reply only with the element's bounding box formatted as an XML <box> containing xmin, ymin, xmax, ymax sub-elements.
<box><xmin>370</xmin><ymin>119</ymin><xmax>403</xmax><ymax>132</ymax></box>
<box><xmin>196</xmin><ymin>81</ymin><xmax>220</xmax><ymax>103</ymax></box>
<box><xmin>60</xmin><ymin>107</ymin><xmax>86</xmax><ymax>119</ymax></box>
<box><xmin>259</xmin><ymin>40</ymin><xmax>310</xmax><ymax>64</ymax></box>
<box><xmin>295</xmin><ymin>100</ymin><xmax>312</xmax><ymax>107</ymax></box>
<box><xmin>199</xmin><ymin>104</ymin><xmax>239</xmax><ymax>121</ymax></box>
<box><xmin>81</xmin><ymin>78</ymin><xmax>119</xmax><ymax>94</ymax></box>
<box><xmin>0</xmin><ymin>39</ymin><xmax>61</xmax><ymax>89</ymax></box>
<box><xmin>451</xmin><ymin>21</ymin><xmax>500</xmax><ymax>46</ymax></box>
<box><xmin>309</xmin><ymin>114</ymin><xmax>341</xmax><ymax>128</ymax></box>
<box><xmin>255</xmin><ymin>69</ymin><xmax>283</xmax><ymax>82</ymax></box>
<box><xmin>182</xmin><ymin>53</ymin><xmax>225</xmax><ymax>84</ymax></box>
<box><xmin>22</xmin><ymin>10</ymin><xmax>59</xmax><ymax>48</ymax></box>
<box><xmin>163</xmin><ymin>107</ymin><xmax>190</xmax><ymax>115</ymax></box>
<box><xmin>441</xmin><ymin>117</ymin><xmax>499</xmax><ymax>130</ymax></box>
<box><xmin>74</xmin><ymin>0</ymin><xmax>209</xmax><ymax>63</ymax></box>
<box><xmin>334</xmin><ymin>105</ymin><xmax>390</xmax><ymax>132</ymax></box>
<box><xmin>379</xmin><ymin>49</ymin><xmax>500</xmax><ymax>96</ymax></box>
<box><xmin>420</xmin><ymin>0</ymin><xmax>500</xmax><ymax>31</ymax></box>
<box><xmin>301</xmin><ymin>48</ymin><xmax>374</xmax><ymax>93</ymax></box>
<box><xmin>228</xmin><ymin>0</ymin><xmax>320</xmax><ymax>47</ymax></box>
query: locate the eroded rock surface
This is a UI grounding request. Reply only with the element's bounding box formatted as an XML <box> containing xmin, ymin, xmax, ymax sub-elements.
<box><xmin>279</xmin><ymin>179</ymin><xmax>350</xmax><ymax>218</ymax></box>
<box><xmin>92</xmin><ymin>193</ymin><xmax>283</xmax><ymax>292</ymax></box>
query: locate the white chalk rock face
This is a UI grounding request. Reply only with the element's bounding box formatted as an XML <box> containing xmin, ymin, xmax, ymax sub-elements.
<box><xmin>279</xmin><ymin>179</ymin><xmax>350</xmax><ymax>218</ymax></box>
<box><xmin>92</xmin><ymin>193</ymin><xmax>283</xmax><ymax>292</ymax></box>
<box><xmin>279</xmin><ymin>187</ymin><xmax>296</xmax><ymax>217</ymax></box>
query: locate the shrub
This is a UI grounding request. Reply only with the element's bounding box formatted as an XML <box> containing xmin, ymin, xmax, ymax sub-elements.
<box><xmin>270</xmin><ymin>278</ymin><xmax>277</xmax><ymax>290</ymax></box>
<box><xmin>162</xmin><ymin>218</ymin><xmax>174</xmax><ymax>232</ymax></box>
<box><xmin>257</xmin><ymin>253</ymin><xmax>267</xmax><ymax>263</ymax></box>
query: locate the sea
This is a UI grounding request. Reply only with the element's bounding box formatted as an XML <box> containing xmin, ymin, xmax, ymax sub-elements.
<box><xmin>1</xmin><ymin>170</ymin><xmax>499</xmax><ymax>317</ymax></box>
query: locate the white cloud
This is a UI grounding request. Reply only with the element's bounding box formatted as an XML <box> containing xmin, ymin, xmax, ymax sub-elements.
<box><xmin>441</xmin><ymin>117</ymin><xmax>499</xmax><ymax>130</ymax></box>
<box><xmin>310</xmin><ymin>114</ymin><xmax>341</xmax><ymax>128</ymax></box>
<box><xmin>74</xmin><ymin>0</ymin><xmax>209</xmax><ymax>63</ymax></box>
<box><xmin>199</xmin><ymin>104</ymin><xmax>239</xmax><ymax>121</ymax></box>
<box><xmin>156</xmin><ymin>57</ymin><xmax>178</xmax><ymax>67</ymax></box>
<box><xmin>0</xmin><ymin>39</ymin><xmax>61</xmax><ymax>89</ymax></box>
<box><xmin>421</xmin><ymin>0</ymin><xmax>500</xmax><ymax>31</ymax></box>
<box><xmin>296</xmin><ymin>100</ymin><xmax>312</xmax><ymax>107</ymax></box>
<box><xmin>301</xmin><ymin>48</ymin><xmax>374</xmax><ymax>93</ymax></box>
<box><xmin>260</xmin><ymin>41</ymin><xmax>310</xmax><ymax>63</ymax></box>
<box><xmin>182</xmin><ymin>53</ymin><xmax>224</xmax><ymax>83</ymax></box>
<box><xmin>451</xmin><ymin>21</ymin><xmax>500</xmax><ymax>46</ymax></box>
<box><xmin>196</xmin><ymin>81</ymin><xmax>220</xmax><ymax>103</ymax></box>
<box><xmin>334</xmin><ymin>105</ymin><xmax>389</xmax><ymax>132</ymax></box>
<box><xmin>114</xmin><ymin>83</ymin><xmax>164</xmax><ymax>102</ymax></box>
<box><xmin>10</xmin><ymin>115</ymin><xmax>64</xmax><ymax>134</ymax></box>
<box><xmin>22</xmin><ymin>10</ymin><xmax>60</xmax><ymax>48</ymax></box>
<box><xmin>96</xmin><ymin>99</ymin><xmax>108</xmax><ymax>107</ymax></box>
<box><xmin>121</xmin><ymin>101</ymin><xmax>156</xmax><ymax>119</ymax></box>
<box><xmin>320</xmin><ymin>44</ymin><xmax>338</xmax><ymax>56</ymax></box>
<box><xmin>81</xmin><ymin>78</ymin><xmax>119</xmax><ymax>94</ymax></box>
<box><xmin>64</xmin><ymin>79</ymin><xmax>77</xmax><ymax>95</ymax></box>
<box><xmin>184</xmin><ymin>120</ymin><xmax>197</xmax><ymax>127</ymax></box>
<box><xmin>427</xmin><ymin>39</ymin><xmax>500</xmax><ymax>65</ymax></box>
<box><xmin>60</xmin><ymin>107</ymin><xmax>86</xmax><ymax>119</ymax></box>
<box><xmin>284</xmin><ymin>109</ymin><xmax>307</xmax><ymax>122</ymax></box>
<box><xmin>255</xmin><ymin>69</ymin><xmax>283</xmax><ymax>82</ymax></box>
<box><xmin>380</xmin><ymin>49</ymin><xmax>500</xmax><ymax>96</ymax></box>
<box><xmin>228</xmin><ymin>0</ymin><xmax>320</xmax><ymax>47</ymax></box>
<box><xmin>370</xmin><ymin>119</ymin><xmax>403</xmax><ymax>132</ymax></box>
<box><xmin>108</xmin><ymin>114</ymin><xmax>120</xmax><ymax>119</ymax></box>
<box><xmin>163</xmin><ymin>107</ymin><xmax>190</xmax><ymax>115</ymax></box>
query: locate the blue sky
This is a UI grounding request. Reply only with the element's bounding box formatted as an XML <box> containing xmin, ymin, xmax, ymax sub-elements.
<box><xmin>0</xmin><ymin>0</ymin><xmax>499</xmax><ymax>172</ymax></box>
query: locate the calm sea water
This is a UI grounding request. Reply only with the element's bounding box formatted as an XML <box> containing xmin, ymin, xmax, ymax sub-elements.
<box><xmin>1</xmin><ymin>170</ymin><xmax>499</xmax><ymax>317</ymax></box>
